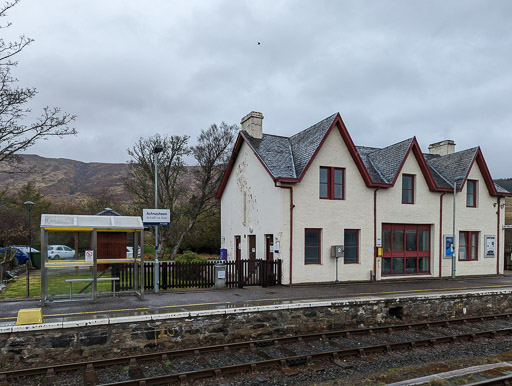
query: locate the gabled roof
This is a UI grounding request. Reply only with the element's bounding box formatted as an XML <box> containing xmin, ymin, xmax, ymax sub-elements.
<box><xmin>216</xmin><ymin>113</ymin><xmax>511</xmax><ymax>199</ymax></box>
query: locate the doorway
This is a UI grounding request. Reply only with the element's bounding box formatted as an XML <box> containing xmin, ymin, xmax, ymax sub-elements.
<box><xmin>265</xmin><ymin>234</ymin><xmax>274</xmax><ymax>261</ymax></box>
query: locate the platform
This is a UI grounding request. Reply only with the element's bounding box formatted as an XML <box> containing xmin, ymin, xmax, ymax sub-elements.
<box><xmin>1</xmin><ymin>273</ymin><xmax>512</xmax><ymax>328</ymax></box>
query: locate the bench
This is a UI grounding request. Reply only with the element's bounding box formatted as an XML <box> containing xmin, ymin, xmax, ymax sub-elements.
<box><xmin>65</xmin><ymin>277</ymin><xmax>120</xmax><ymax>299</ymax></box>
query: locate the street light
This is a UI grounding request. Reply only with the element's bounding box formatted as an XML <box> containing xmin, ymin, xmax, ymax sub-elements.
<box><xmin>153</xmin><ymin>144</ymin><xmax>164</xmax><ymax>293</ymax></box>
<box><xmin>451</xmin><ymin>176</ymin><xmax>465</xmax><ymax>279</ymax></box>
<box><xmin>24</xmin><ymin>201</ymin><xmax>35</xmax><ymax>264</ymax></box>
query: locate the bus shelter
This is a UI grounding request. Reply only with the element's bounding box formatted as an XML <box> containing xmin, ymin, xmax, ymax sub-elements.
<box><xmin>40</xmin><ymin>214</ymin><xmax>144</xmax><ymax>305</ymax></box>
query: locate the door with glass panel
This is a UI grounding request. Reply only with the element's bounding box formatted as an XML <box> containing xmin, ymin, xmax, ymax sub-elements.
<box><xmin>382</xmin><ymin>224</ymin><xmax>430</xmax><ymax>276</ymax></box>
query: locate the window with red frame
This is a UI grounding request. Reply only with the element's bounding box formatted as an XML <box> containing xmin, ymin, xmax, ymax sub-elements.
<box><xmin>305</xmin><ymin>229</ymin><xmax>321</xmax><ymax>264</ymax></box>
<box><xmin>344</xmin><ymin>229</ymin><xmax>359</xmax><ymax>263</ymax></box>
<box><xmin>459</xmin><ymin>231</ymin><xmax>478</xmax><ymax>261</ymax></box>
<box><xmin>466</xmin><ymin>180</ymin><xmax>477</xmax><ymax>207</ymax></box>
<box><xmin>381</xmin><ymin>224</ymin><xmax>430</xmax><ymax>275</ymax></box>
<box><xmin>402</xmin><ymin>174</ymin><xmax>414</xmax><ymax>204</ymax></box>
<box><xmin>319</xmin><ymin>167</ymin><xmax>344</xmax><ymax>200</ymax></box>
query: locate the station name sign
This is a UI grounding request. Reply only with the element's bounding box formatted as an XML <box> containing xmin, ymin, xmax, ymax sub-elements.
<box><xmin>143</xmin><ymin>209</ymin><xmax>170</xmax><ymax>225</ymax></box>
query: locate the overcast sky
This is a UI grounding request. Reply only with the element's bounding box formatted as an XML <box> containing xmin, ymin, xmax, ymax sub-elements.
<box><xmin>5</xmin><ymin>0</ymin><xmax>512</xmax><ymax>177</ymax></box>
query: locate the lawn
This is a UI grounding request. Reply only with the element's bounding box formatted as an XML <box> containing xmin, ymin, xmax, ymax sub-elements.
<box><xmin>0</xmin><ymin>271</ymin><xmax>116</xmax><ymax>299</ymax></box>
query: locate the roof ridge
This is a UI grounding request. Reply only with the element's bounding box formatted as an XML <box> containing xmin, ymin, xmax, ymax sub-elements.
<box><xmin>367</xmin><ymin>137</ymin><xmax>414</xmax><ymax>156</ymax></box>
<box><xmin>290</xmin><ymin>113</ymin><xmax>337</xmax><ymax>140</ymax></box>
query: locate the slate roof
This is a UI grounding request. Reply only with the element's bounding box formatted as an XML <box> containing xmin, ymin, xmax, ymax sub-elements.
<box><xmin>243</xmin><ymin>113</ymin><xmax>337</xmax><ymax>180</ymax></box>
<box><xmin>427</xmin><ymin>148</ymin><xmax>479</xmax><ymax>189</ymax></box>
<box><xmin>224</xmin><ymin>113</ymin><xmax>511</xmax><ymax>197</ymax></box>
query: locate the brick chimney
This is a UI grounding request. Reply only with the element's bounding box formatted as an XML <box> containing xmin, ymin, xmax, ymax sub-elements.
<box><xmin>428</xmin><ymin>140</ymin><xmax>455</xmax><ymax>156</ymax></box>
<box><xmin>241</xmin><ymin>111</ymin><xmax>264</xmax><ymax>139</ymax></box>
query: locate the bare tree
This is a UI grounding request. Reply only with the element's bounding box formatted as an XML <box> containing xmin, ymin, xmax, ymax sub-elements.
<box><xmin>0</xmin><ymin>0</ymin><xmax>76</xmax><ymax>168</ymax></box>
<box><xmin>124</xmin><ymin>123</ymin><xmax>237</xmax><ymax>259</ymax></box>
<box><xmin>124</xmin><ymin>134</ymin><xmax>190</xmax><ymax>257</ymax></box>
<box><xmin>169</xmin><ymin>122</ymin><xmax>238</xmax><ymax>258</ymax></box>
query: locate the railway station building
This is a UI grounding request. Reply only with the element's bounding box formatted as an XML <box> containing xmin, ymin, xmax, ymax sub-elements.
<box><xmin>216</xmin><ymin>111</ymin><xmax>511</xmax><ymax>284</ymax></box>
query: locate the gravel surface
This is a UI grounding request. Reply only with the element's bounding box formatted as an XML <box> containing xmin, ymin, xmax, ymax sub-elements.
<box><xmin>7</xmin><ymin>318</ymin><xmax>512</xmax><ymax>385</ymax></box>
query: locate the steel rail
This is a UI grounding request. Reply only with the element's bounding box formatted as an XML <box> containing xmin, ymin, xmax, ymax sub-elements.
<box><xmin>100</xmin><ymin>326</ymin><xmax>512</xmax><ymax>386</ymax></box>
<box><xmin>1</xmin><ymin>312</ymin><xmax>512</xmax><ymax>382</ymax></box>
<box><xmin>468</xmin><ymin>374</ymin><xmax>512</xmax><ymax>385</ymax></box>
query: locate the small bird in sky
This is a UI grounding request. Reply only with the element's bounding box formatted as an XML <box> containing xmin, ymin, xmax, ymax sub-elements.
<box><xmin>257</xmin><ymin>42</ymin><xmax>261</xmax><ymax>45</ymax></box>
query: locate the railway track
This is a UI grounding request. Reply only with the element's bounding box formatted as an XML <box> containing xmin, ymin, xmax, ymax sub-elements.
<box><xmin>4</xmin><ymin>313</ymin><xmax>512</xmax><ymax>385</ymax></box>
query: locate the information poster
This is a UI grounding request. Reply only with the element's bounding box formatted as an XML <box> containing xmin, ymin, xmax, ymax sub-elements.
<box><xmin>444</xmin><ymin>235</ymin><xmax>454</xmax><ymax>259</ymax></box>
<box><xmin>484</xmin><ymin>235</ymin><xmax>496</xmax><ymax>258</ymax></box>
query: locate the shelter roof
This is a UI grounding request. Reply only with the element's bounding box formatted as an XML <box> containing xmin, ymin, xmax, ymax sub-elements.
<box><xmin>41</xmin><ymin>214</ymin><xmax>144</xmax><ymax>230</ymax></box>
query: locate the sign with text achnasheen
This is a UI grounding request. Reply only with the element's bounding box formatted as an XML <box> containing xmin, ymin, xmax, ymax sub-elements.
<box><xmin>143</xmin><ymin>209</ymin><xmax>170</xmax><ymax>225</ymax></box>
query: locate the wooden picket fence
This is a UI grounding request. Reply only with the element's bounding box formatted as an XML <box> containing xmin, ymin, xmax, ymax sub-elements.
<box><xmin>115</xmin><ymin>259</ymin><xmax>282</xmax><ymax>291</ymax></box>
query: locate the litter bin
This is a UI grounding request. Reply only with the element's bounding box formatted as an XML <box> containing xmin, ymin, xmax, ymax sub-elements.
<box><xmin>30</xmin><ymin>252</ymin><xmax>41</xmax><ymax>269</ymax></box>
<box><xmin>214</xmin><ymin>263</ymin><xmax>226</xmax><ymax>289</ymax></box>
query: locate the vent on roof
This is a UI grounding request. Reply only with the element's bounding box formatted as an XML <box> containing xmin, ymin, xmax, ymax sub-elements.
<box><xmin>428</xmin><ymin>140</ymin><xmax>455</xmax><ymax>156</ymax></box>
<box><xmin>241</xmin><ymin>111</ymin><xmax>263</xmax><ymax>139</ymax></box>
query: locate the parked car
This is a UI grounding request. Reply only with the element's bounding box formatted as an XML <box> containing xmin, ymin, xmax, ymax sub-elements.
<box><xmin>126</xmin><ymin>246</ymin><xmax>141</xmax><ymax>258</ymax></box>
<box><xmin>48</xmin><ymin>245</ymin><xmax>75</xmax><ymax>260</ymax></box>
<box><xmin>0</xmin><ymin>247</ymin><xmax>29</xmax><ymax>265</ymax></box>
<box><xmin>11</xmin><ymin>245</ymin><xmax>39</xmax><ymax>254</ymax></box>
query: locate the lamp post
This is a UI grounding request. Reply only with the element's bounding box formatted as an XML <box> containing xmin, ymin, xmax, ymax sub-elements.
<box><xmin>451</xmin><ymin>176</ymin><xmax>465</xmax><ymax>279</ymax></box>
<box><xmin>153</xmin><ymin>144</ymin><xmax>164</xmax><ymax>293</ymax></box>
<box><xmin>24</xmin><ymin>201</ymin><xmax>35</xmax><ymax>262</ymax></box>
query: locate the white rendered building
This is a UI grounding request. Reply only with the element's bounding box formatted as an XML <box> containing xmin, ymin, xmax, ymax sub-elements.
<box><xmin>217</xmin><ymin>112</ymin><xmax>510</xmax><ymax>284</ymax></box>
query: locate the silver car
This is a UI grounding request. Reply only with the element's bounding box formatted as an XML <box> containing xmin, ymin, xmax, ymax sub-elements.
<box><xmin>48</xmin><ymin>245</ymin><xmax>75</xmax><ymax>260</ymax></box>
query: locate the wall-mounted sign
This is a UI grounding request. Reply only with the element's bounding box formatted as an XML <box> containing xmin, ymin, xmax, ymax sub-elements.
<box><xmin>143</xmin><ymin>209</ymin><xmax>170</xmax><ymax>225</ymax></box>
<box><xmin>85</xmin><ymin>250</ymin><xmax>94</xmax><ymax>262</ymax></box>
<box><xmin>444</xmin><ymin>235</ymin><xmax>454</xmax><ymax>259</ymax></box>
<box><xmin>484</xmin><ymin>235</ymin><xmax>496</xmax><ymax>258</ymax></box>
<box><xmin>274</xmin><ymin>242</ymin><xmax>280</xmax><ymax>254</ymax></box>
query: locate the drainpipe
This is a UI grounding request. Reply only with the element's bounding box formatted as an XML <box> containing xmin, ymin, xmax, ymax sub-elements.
<box><xmin>275</xmin><ymin>182</ymin><xmax>295</xmax><ymax>285</ymax></box>
<box><xmin>497</xmin><ymin>197</ymin><xmax>501</xmax><ymax>275</ymax></box>
<box><xmin>373</xmin><ymin>188</ymin><xmax>379</xmax><ymax>280</ymax></box>
<box><xmin>439</xmin><ymin>193</ymin><xmax>446</xmax><ymax>277</ymax></box>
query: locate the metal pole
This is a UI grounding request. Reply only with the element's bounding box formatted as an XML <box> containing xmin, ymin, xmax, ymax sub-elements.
<box><xmin>452</xmin><ymin>180</ymin><xmax>457</xmax><ymax>279</ymax></box>
<box><xmin>154</xmin><ymin>151</ymin><xmax>159</xmax><ymax>293</ymax></box>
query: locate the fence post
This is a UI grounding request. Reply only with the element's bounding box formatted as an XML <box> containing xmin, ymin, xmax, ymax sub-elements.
<box><xmin>161</xmin><ymin>262</ymin><xmax>167</xmax><ymax>290</ymax></box>
<box><xmin>237</xmin><ymin>260</ymin><xmax>243</xmax><ymax>288</ymax></box>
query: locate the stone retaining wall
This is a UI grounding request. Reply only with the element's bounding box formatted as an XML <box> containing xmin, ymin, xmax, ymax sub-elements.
<box><xmin>2</xmin><ymin>290</ymin><xmax>512</xmax><ymax>368</ymax></box>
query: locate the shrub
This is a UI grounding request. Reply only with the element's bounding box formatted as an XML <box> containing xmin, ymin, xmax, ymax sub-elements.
<box><xmin>175</xmin><ymin>251</ymin><xmax>207</xmax><ymax>263</ymax></box>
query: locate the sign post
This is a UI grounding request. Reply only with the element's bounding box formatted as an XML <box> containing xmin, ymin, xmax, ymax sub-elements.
<box><xmin>143</xmin><ymin>209</ymin><xmax>170</xmax><ymax>293</ymax></box>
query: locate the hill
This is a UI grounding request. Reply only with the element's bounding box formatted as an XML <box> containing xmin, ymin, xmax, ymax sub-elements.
<box><xmin>0</xmin><ymin>154</ymin><xmax>131</xmax><ymax>202</ymax></box>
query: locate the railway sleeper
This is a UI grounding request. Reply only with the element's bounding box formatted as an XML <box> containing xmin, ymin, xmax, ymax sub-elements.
<box><xmin>331</xmin><ymin>353</ymin><xmax>353</xmax><ymax>369</ymax></box>
<box><xmin>280</xmin><ymin>359</ymin><xmax>298</xmax><ymax>376</ymax></box>
<box><xmin>43</xmin><ymin>368</ymin><xmax>56</xmax><ymax>386</ymax></box>
<box><xmin>307</xmin><ymin>355</ymin><xmax>324</xmax><ymax>371</ymax></box>
<box><xmin>83</xmin><ymin>363</ymin><xmax>98</xmax><ymax>386</ymax></box>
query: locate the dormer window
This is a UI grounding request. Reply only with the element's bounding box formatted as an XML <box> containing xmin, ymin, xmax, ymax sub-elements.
<box><xmin>319</xmin><ymin>167</ymin><xmax>344</xmax><ymax>200</ymax></box>
<box><xmin>402</xmin><ymin>174</ymin><xmax>415</xmax><ymax>204</ymax></box>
